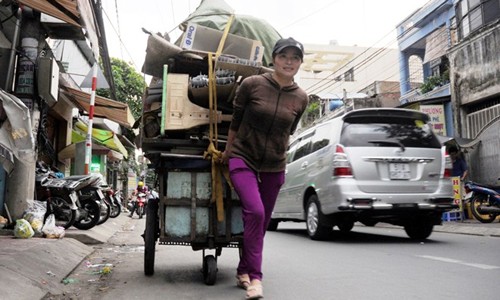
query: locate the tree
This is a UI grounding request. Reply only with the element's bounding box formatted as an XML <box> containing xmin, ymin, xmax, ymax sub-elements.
<box><xmin>96</xmin><ymin>57</ymin><xmax>146</xmax><ymax>120</ymax></box>
<box><xmin>96</xmin><ymin>58</ymin><xmax>146</xmax><ymax>181</ymax></box>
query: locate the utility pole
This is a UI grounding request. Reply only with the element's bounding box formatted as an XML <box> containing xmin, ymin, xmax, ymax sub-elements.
<box><xmin>5</xmin><ymin>8</ymin><xmax>41</xmax><ymax>219</ymax></box>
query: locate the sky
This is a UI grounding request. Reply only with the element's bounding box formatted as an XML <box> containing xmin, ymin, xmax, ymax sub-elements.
<box><xmin>101</xmin><ymin>0</ymin><xmax>430</xmax><ymax>73</ymax></box>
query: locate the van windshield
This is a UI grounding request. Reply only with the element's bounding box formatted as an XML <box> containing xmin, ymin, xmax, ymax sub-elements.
<box><xmin>340</xmin><ymin>117</ymin><xmax>441</xmax><ymax>148</ymax></box>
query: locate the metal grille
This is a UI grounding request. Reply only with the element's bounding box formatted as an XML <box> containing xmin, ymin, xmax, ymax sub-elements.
<box><xmin>466</xmin><ymin>103</ymin><xmax>500</xmax><ymax>138</ymax></box>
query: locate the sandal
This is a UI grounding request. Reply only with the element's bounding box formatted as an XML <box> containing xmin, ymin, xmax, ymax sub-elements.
<box><xmin>246</xmin><ymin>281</ymin><xmax>263</xmax><ymax>299</ymax></box>
<box><xmin>236</xmin><ymin>274</ymin><xmax>250</xmax><ymax>290</ymax></box>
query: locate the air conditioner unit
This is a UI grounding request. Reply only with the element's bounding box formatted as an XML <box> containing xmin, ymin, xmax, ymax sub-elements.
<box><xmin>37</xmin><ymin>57</ymin><xmax>59</xmax><ymax>107</ymax></box>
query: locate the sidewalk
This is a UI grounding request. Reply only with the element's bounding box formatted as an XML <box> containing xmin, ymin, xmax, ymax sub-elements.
<box><xmin>0</xmin><ymin>215</ymin><xmax>130</xmax><ymax>300</ymax></box>
<box><xmin>0</xmin><ymin>215</ymin><xmax>499</xmax><ymax>300</ymax></box>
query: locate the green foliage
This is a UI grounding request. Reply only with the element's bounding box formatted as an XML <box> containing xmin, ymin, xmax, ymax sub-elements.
<box><xmin>301</xmin><ymin>95</ymin><xmax>321</xmax><ymax>128</ymax></box>
<box><xmin>96</xmin><ymin>58</ymin><xmax>146</xmax><ymax>120</ymax></box>
<box><xmin>420</xmin><ymin>70</ymin><xmax>450</xmax><ymax>94</ymax></box>
<box><xmin>96</xmin><ymin>58</ymin><xmax>145</xmax><ymax>178</ymax></box>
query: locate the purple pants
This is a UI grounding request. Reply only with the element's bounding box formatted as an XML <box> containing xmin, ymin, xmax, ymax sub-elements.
<box><xmin>229</xmin><ymin>158</ymin><xmax>285</xmax><ymax>281</ymax></box>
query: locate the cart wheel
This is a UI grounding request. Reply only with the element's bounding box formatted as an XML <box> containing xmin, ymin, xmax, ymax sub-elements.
<box><xmin>144</xmin><ymin>199</ymin><xmax>159</xmax><ymax>276</ymax></box>
<box><xmin>202</xmin><ymin>255</ymin><xmax>217</xmax><ymax>285</ymax></box>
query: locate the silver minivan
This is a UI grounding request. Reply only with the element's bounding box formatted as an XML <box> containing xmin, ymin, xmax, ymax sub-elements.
<box><xmin>270</xmin><ymin>108</ymin><xmax>456</xmax><ymax>240</ymax></box>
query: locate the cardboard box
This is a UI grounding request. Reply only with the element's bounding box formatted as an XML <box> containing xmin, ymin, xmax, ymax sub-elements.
<box><xmin>163</xmin><ymin>74</ymin><xmax>229</xmax><ymax>131</ymax></box>
<box><xmin>180</xmin><ymin>22</ymin><xmax>264</xmax><ymax>63</ymax></box>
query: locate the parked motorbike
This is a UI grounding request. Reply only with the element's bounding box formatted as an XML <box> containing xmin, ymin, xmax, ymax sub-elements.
<box><xmin>35</xmin><ymin>167</ymin><xmax>78</xmax><ymax>229</ymax></box>
<box><xmin>101</xmin><ymin>185</ymin><xmax>122</xmax><ymax>218</ymax></box>
<box><xmin>62</xmin><ymin>174</ymin><xmax>104</xmax><ymax>230</ymax></box>
<box><xmin>464</xmin><ymin>179</ymin><xmax>500</xmax><ymax>223</ymax></box>
<box><xmin>35</xmin><ymin>163</ymin><xmax>101</xmax><ymax>230</ymax></box>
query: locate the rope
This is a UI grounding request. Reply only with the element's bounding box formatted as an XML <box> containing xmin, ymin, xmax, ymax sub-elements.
<box><xmin>204</xmin><ymin>15</ymin><xmax>235</xmax><ymax>222</ymax></box>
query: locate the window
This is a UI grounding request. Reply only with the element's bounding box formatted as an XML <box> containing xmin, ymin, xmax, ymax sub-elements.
<box><xmin>462</xmin><ymin>15</ymin><xmax>470</xmax><ymax>38</ymax></box>
<box><xmin>469</xmin><ymin>7</ymin><xmax>483</xmax><ymax>32</ymax></box>
<box><xmin>292</xmin><ymin>132</ymin><xmax>314</xmax><ymax>162</ymax></box>
<box><xmin>286</xmin><ymin>139</ymin><xmax>300</xmax><ymax>163</ymax></box>
<box><xmin>461</xmin><ymin>0</ymin><xmax>469</xmax><ymax>16</ymax></box>
<box><xmin>311</xmin><ymin>124</ymin><xmax>331</xmax><ymax>152</ymax></box>
<box><xmin>340</xmin><ymin>117</ymin><xmax>441</xmax><ymax>148</ymax></box>
<box><xmin>456</xmin><ymin>0</ymin><xmax>499</xmax><ymax>41</ymax></box>
<box><xmin>469</xmin><ymin>0</ymin><xmax>481</xmax><ymax>9</ymax></box>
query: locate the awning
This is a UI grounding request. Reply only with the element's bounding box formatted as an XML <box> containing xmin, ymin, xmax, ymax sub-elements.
<box><xmin>17</xmin><ymin>0</ymin><xmax>81</xmax><ymax>27</ymax></box>
<box><xmin>437</xmin><ymin>135</ymin><xmax>481</xmax><ymax>149</ymax></box>
<box><xmin>60</xmin><ymin>86</ymin><xmax>135</xmax><ymax>128</ymax></box>
<box><xmin>72</xmin><ymin>120</ymin><xmax>128</xmax><ymax>158</ymax></box>
<box><xmin>423</xmin><ymin>26</ymin><xmax>449</xmax><ymax>64</ymax></box>
<box><xmin>58</xmin><ymin>142</ymin><xmax>124</xmax><ymax>162</ymax></box>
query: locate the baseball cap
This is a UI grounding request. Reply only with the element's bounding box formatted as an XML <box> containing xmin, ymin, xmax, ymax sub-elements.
<box><xmin>272</xmin><ymin>37</ymin><xmax>304</xmax><ymax>60</ymax></box>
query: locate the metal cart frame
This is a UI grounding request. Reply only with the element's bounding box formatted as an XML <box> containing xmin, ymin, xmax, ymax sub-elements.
<box><xmin>143</xmin><ymin>152</ymin><xmax>242</xmax><ymax>285</ymax></box>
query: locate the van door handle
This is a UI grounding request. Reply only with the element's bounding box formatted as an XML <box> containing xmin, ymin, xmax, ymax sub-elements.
<box><xmin>301</xmin><ymin>161</ymin><xmax>308</xmax><ymax>168</ymax></box>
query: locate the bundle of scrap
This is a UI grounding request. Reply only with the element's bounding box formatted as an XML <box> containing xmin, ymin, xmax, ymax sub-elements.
<box><xmin>139</xmin><ymin>0</ymin><xmax>281</xmax><ymax>142</ymax></box>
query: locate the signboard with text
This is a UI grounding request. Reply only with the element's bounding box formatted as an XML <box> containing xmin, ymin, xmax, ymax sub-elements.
<box><xmin>420</xmin><ymin>104</ymin><xmax>447</xmax><ymax>136</ymax></box>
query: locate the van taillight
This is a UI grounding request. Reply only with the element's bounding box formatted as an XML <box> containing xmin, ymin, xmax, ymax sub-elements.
<box><xmin>443</xmin><ymin>147</ymin><xmax>452</xmax><ymax>178</ymax></box>
<box><xmin>333</xmin><ymin>145</ymin><xmax>353</xmax><ymax>177</ymax></box>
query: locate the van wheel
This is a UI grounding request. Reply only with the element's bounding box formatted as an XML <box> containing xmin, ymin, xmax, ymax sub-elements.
<box><xmin>360</xmin><ymin>220</ymin><xmax>378</xmax><ymax>227</ymax></box>
<box><xmin>267</xmin><ymin>219</ymin><xmax>279</xmax><ymax>231</ymax></box>
<box><xmin>306</xmin><ymin>195</ymin><xmax>331</xmax><ymax>240</ymax></box>
<box><xmin>337</xmin><ymin>220</ymin><xmax>354</xmax><ymax>233</ymax></box>
<box><xmin>404</xmin><ymin>219</ymin><xmax>434</xmax><ymax>240</ymax></box>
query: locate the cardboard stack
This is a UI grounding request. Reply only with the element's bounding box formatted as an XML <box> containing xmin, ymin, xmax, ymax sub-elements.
<box><xmin>142</xmin><ymin>23</ymin><xmax>272</xmax><ymax>138</ymax></box>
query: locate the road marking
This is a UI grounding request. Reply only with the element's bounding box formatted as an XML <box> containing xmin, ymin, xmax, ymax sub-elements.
<box><xmin>418</xmin><ymin>255</ymin><xmax>500</xmax><ymax>270</ymax></box>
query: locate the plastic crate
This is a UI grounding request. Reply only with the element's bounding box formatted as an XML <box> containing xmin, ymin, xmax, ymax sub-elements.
<box><xmin>442</xmin><ymin>211</ymin><xmax>463</xmax><ymax>221</ymax></box>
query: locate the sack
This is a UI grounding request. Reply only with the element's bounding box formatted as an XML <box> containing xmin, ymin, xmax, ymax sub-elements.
<box><xmin>42</xmin><ymin>214</ymin><xmax>65</xmax><ymax>239</ymax></box>
<box><xmin>14</xmin><ymin>219</ymin><xmax>34</xmax><ymax>239</ymax></box>
<box><xmin>23</xmin><ymin>200</ymin><xmax>47</xmax><ymax>233</ymax></box>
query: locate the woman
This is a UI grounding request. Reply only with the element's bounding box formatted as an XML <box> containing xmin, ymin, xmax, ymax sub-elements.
<box><xmin>222</xmin><ymin>37</ymin><xmax>308</xmax><ymax>299</ymax></box>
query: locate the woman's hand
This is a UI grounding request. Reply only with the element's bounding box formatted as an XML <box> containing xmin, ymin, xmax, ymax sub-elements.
<box><xmin>221</xmin><ymin>150</ymin><xmax>230</xmax><ymax>165</ymax></box>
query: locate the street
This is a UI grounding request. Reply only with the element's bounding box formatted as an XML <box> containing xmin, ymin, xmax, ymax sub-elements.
<box><xmin>47</xmin><ymin>215</ymin><xmax>500</xmax><ymax>300</ymax></box>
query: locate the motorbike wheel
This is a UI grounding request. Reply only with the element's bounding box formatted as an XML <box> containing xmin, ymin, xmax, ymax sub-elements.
<box><xmin>73</xmin><ymin>198</ymin><xmax>101</xmax><ymax>230</ymax></box>
<box><xmin>109</xmin><ymin>199</ymin><xmax>121</xmax><ymax>218</ymax></box>
<box><xmin>44</xmin><ymin>196</ymin><xmax>76</xmax><ymax>229</ymax></box>
<box><xmin>97</xmin><ymin>199</ymin><xmax>111</xmax><ymax>225</ymax></box>
<box><xmin>144</xmin><ymin>198</ymin><xmax>159</xmax><ymax>276</ymax></box>
<box><xmin>138</xmin><ymin>206</ymin><xmax>144</xmax><ymax>219</ymax></box>
<box><xmin>470</xmin><ymin>194</ymin><xmax>497</xmax><ymax>223</ymax></box>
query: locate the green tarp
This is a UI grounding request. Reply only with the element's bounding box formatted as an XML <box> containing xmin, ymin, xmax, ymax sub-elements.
<box><xmin>176</xmin><ymin>0</ymin><xmax>282</xmax><ymax>67</ymax></box>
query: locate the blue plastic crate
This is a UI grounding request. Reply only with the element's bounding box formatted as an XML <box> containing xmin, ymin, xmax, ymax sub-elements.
<box><xmin>442</xmin><ymin>211</ymin><xmax>463</xmax><ymax>221</ymax></box>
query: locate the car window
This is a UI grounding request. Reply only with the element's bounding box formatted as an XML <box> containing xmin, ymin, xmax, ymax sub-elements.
<box><xmin>291</xmin><ymin>132</ymin><xmax>314</xmax><ymax>162</ymax></box>
<box><xmin>286</xmin><ymin>139</ymin><xmax>300</xmax><ymax>163</ymax></box>
<box><xmin>293</xmin><ymin>138</ymin><xmax>312</xmax><ymax>161</ymax></box>
<box><xmin>311</xmin><ymin>123</ymin><xmax>331</xmax><ymax>152</ymax></box>
<box><xmin>340</xmin><ymin>116</ymin><xmax>441</xmax><ymax>148</ymax></box>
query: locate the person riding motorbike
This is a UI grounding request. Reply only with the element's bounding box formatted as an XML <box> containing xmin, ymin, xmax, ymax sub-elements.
<box><xmin>129</xmin><ymin>181</ymin><xmax>148</xmax><ymax>217</ymax></box>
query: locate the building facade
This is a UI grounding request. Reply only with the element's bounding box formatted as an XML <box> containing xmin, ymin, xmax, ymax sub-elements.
<box><xmin>397</xmin><ymin>0</ymin><xmax>500</xmax><ymax>184</ymax></box>
<box><xmin>0</xmin><ymin>1</ymin><xmax>135</xmax><ymax>218</ymax></box>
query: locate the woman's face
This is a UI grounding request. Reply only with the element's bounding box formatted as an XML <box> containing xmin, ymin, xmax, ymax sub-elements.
<box><xmin>273</xmin><ymin>47</ymin><xmax>302</xmax><ymax>78</ymax></box>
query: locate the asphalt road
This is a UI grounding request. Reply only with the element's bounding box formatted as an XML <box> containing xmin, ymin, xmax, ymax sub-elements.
<box><xmin>50</xmin><ymin>218</ymin><xmax>500</xmax><ymax>300</ymax></box>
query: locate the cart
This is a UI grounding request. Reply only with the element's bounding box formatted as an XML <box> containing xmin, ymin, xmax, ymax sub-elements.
<box><xmin>140</xmin><ymin>46</ymin><xmax>258</xmax><ymax>284</ymax></box>
<box><xmin>143</xmin><ymin>149</ymin><xmax>243</xmax><ymax>285</ymax></box>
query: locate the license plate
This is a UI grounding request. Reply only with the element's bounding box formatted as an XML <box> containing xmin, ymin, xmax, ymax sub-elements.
<box><xmin>389</xmin><ymin>163</ymin><xmax>411</xmax><ymax>180</ymax></box>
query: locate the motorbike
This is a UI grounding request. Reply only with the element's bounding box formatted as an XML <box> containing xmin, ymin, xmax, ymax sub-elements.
<box><xmin>131</xmin><ymin>192</ymin><xmax>147</xmax><ymax>219</ymax></box>
<box><xmin>35</xmin><ymin>163</ymin><xmax>101</xmax><ymax>230</ymax></box>
<box><xmin>464</xmin><ymin>180</ymin><xmax>500</xmax><ymax>223</ymax></box>
<box><xmin>101</xmin><ymin>185</ymin><xmax>122</xmax><ymax>218</ymax></box>
<box><xmin>35</xmin><ymin>169</ymin><xmax>78</xmax><ymax>229</ymax></box>
<box><xmin>62</xmin><ymin>174</ymin><xmax>104</xmax><ymax>230</ymax></box>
